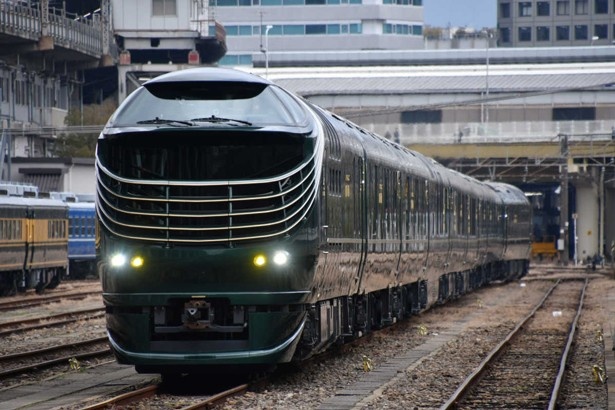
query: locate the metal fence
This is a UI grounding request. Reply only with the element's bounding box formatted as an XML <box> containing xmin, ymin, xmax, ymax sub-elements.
<box><xmin>364</xmin><ymin>120</ymin><xmax>615</xmax><ymax>145</ymax></box>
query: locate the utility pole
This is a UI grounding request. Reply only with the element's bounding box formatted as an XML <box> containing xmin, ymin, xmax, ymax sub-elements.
<box><xmin>559</xmin><ymin>133</ymin><xmax>569</xmax><ymax>266</ymax></box>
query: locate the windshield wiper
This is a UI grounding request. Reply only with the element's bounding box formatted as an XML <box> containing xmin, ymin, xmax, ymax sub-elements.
<box><xmin>136</xmin><ymin>117</ymin><xmax>194</xmax><ymax>126</ymax></box>
<box><xmin>190</xmin><ymin>115</ymin><xmax>252</xmax><ymax>126</ymax></box>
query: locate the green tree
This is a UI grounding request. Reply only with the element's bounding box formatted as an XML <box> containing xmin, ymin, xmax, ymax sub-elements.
<box><xmin>423</xmin><ymin>27</ymin><xmax>443</xmax><ymax>40</ymax></box>
<box><xmin>53</xmin><ymin>98</ymin><xmax>117</xmax><ymax>158</ymax></box>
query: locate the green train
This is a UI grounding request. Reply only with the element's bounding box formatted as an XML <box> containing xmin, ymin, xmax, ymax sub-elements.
<box><xmin>96</xmin><ymin>67</ymin><xmax>531</xmax><ymax>375</ymax></box>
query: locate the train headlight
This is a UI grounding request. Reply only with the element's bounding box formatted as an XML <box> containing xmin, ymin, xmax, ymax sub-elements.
<box><xmin>253</xmin><ymin>254</ymin><xmax>267</xmax><ymax>267</ymax></box>
<box><xmin>130</xmin><ymin>256</ymin><xmax>144</xmax><ymax>268</ymax></box>
<box><xmin>110</xmin><ymin>253</ymin><xmax>127</xmax><ymax>268</ymax></box>
<box><xmin>272</xmin><ymin>250</ymin><xmax>290</xmax><ymax>266</ymax></box>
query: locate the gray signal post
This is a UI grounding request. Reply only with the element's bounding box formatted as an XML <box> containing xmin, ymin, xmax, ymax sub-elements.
<box><xmin>559</xmin><ymin>133</ymin><xmax>569</xmax><ymax>266</ymax></box>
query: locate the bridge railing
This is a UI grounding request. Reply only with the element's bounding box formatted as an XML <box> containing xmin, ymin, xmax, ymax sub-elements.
<box><xmin>0</xmin><ymin>3</ymin><xmax>103</xmax><ymax>57</ymax></box>
<box><xmin>364</xmin><ymin>120</ymin><xmax>614</xmax><ymax>145</ymax></box>
<box><xmin>47</xmin><ymin>8</ymin><xmax>103</xmax><ymax>56</ymax></box>
<box><xmin>0</xmin><ymin>2</ymin><xmax>40</xmax><ymax>40</ymax></box>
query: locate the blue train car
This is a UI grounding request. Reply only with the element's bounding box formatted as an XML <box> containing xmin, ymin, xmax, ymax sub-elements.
<box><xmin>66</xmin><ymin>201</ymin><xmax>96</xmax><ymax>278</ymax></box>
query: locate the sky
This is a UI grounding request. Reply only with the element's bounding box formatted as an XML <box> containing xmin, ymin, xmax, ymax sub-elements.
<box><xmin>423</xmin><ymin>0</ymin><xmax>497</xmax><ymax>29</ymax></box>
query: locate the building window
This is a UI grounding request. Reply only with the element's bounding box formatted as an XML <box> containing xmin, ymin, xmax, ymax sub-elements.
<box><xmin>552</xmin><ymin>107</ymin><xmax>595</xmax><ymax>120</ymax></box>
<box><xmin>556</xmin><ymin>25</ymin><xmax>570</xmax><ymax>40</ymax></box>
<box><xmin>537</xmin><ymin>26</ymin><xmax>550</xmax><ymax>41</ymax></box>
<box><xmin>575</xmin><ymin>24</ymin><xmax>588</xmax><ymax>39</ymax></box>
<box><xmin>500</xmin><ymin>27</ymin><xmax>511</xmax><ymax>42</ymax></box>
<box><xmin>327</xmin><ymin>24</ymin><xmax>341</xmax><ymax>34</ymax></box>
<box><xmin>152</xmin><ymin>0</ymin><xmax>176</xmax><ymax>16</ymax></box>
<box><xmin>383</xmin><ymin>23</ymin><xmax>422</xmax><ymax>35</ymax></box>
<box><xmin>519</xmin><ymin>1</ymin><xmax>532</xmax><ymax>16</ymax></box>
<box><xmin>383</xmin><ymin>0</ymin><xmax>420</xmax><ymax>3</ymax></box>
<box><xmin>306</xmin><ymin>24</ymin><xmax>327</xmax><ymax>34</ymax></box>
<box><xmin>500</xmin><ymin>2</ymin><xmax>510</xmax><ymax>17</ymax></box>
<box><xmin>557</xmin><ymin>0</ymin><xmax>570</xmax><ymax>14</ymax></box>
<box><xmin>537</xmin><ymin>1</ymin><xmax>550</xmax><ymax>15</ymax></box>
<box><xmin>219</xmin><ymin>54</ymin><xmax>253</xmax><ymax>66</ymax></box>
<box><xmin>401</xmin><ymin>110</ymin><xmax>442</xmax><ymax>124</ymax></box>
<box><xmin>518</xmin><ymin>26</ymin><xmax>532</xmax><ymax>41</ymax></box>
<box><xmin>595</xmin><ymin>0</ymin><xmax>608</xmax><ymax>13</ymax></box>
<box><xmin>575</xmin><ymin>0</ymin><xmax>588</xmax><ymax>14</ymax></box>
<box><xmin>284</xmin><ymin>25</ymin><xmax>304</xmax><ymax>34</ymax></box>
<box><xmin>595</xmin><ymin>24</ymin><xmax>608</xmax><ymax>39</ymax></box>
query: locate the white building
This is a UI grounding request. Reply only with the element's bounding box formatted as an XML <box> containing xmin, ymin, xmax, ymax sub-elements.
<box><xmin>211</xmin><ymin>0</ymin><xmax>424</xmax><ymax>66</ymax></box>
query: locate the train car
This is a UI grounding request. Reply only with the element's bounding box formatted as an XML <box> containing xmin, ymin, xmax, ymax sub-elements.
<box><xmin>50</xmin><ymin>192</ymin><xmax>97</xmax><ymax>279</ymax></box>
<box><xmin>95</xmin><ymin>67</ymin><xmax>531</xmax><ymax>375</ymax></box>
<box><xmin>66</xmin><ymin>201</ymin><xmax>96</xmax><ymax>278</ymax></box>
<box><xmin>0</xmin><ymin>195</ymin><xmax>68</xmax><ymax>295</ymax></box>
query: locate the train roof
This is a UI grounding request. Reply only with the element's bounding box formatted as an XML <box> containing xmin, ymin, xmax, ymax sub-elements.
<box><xmin>66</xmin><ymin>201</ymin><xmax>95</xmax><ymax>209</ymax></box>
<box><xmin>485</xmin><ymin>182</ymin><xmax>529</xmax><ymax>205</ymax></box>
<box><xmin>144</xmin><ymin>67</ymin><xmax>270</xmax><ymax>86</ymax></box>
<box><xmin>0</xmin><ymin>195</ymin><xmax>68</xmax><ymax>208</ymax></box>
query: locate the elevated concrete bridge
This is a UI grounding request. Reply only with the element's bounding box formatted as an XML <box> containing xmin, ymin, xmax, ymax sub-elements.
<box><xmin>410</xmin><ymin>136</ymin><xmax>615</xmax><ymax>185</ymax></box>
<box><xmin>0</xmin><ymin>0</ymin><xmax>112</xmax><ymax>71</ymax></box>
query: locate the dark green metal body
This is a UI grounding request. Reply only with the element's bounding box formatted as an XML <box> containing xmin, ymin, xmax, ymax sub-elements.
<box><xmin>100</xmin><ymin>212</ymin><xmax>320</xmax><ymax>366</ymax></box>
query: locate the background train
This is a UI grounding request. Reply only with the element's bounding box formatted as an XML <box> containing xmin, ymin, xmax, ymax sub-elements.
<box><xmin>95</xmin><ymin>67</ymin><xmax>532</xmax><ymax>375</ymax></box>
<box><xmin>52</xmin><ymin>193</ymin><xmax>97</xmax><ymax>278</ymax></box>
<box><xmin>0</xmin><ymin>187</ymin><xmax>96</xmax><ymax>296</ymax></box>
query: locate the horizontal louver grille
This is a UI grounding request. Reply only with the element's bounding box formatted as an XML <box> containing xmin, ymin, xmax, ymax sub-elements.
<box><xmin>96</xmin><ymin>132</ymin><xmax>320</xmax><ymax>246</ymax></box>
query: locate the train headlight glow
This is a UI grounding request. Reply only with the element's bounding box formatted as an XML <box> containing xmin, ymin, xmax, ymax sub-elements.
<box><xmin>253</xmin><ymin>254</ymin><xmax>267</xmax><ymax>267</ymax></box>
<box><xmin>130</xmin><ymin>256</ymin><xmax>144</xmax><ymax>268</ymax></box>
<box><xmin>272</xmin><ymin>251</ymin><xmax>290</xmax><ymax>266</ymax></box>
<box><xmin>110</xmin><ymin>253</ymin><xmax>127</xmax><ymax>268</ymax></box>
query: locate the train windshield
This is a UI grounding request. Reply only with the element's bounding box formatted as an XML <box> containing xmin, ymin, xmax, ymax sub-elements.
<box><xmin>108</xmin><ymin>81</ymin><xmax>308</xmax><ymax>127</ymax></box>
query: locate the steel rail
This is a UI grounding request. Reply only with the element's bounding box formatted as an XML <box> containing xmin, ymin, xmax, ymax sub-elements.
<box><xmin>0</xmin><ymin>346</ymin><xmax>111</xmax><ymax>378</ymax></box>
<box><xmin>0</xmin><ymin>291</ymin><xmax>101</xmax><ymax>312</ymax></box>
<box><xmin>80</xmin><ymin>382</ymin><xmax>249</xmax><ymax>410</ymax></box>
<box><xmin>548</xmin><ymin>278</ymin><xmax>589</xmax><ymax>410</ymax></box>
<box><xmin>0</xmin><ymin>308</ymin><xmax>105</xmax><ymax>337</ymax></box>
<box><xmin>440</xmin><ymin>279</ymin><xmax>562</xmax><ymax>409</ymax></box>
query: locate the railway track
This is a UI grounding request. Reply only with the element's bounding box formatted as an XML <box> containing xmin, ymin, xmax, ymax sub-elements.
<box><xmin>80</xmin><ymin>380</ymin><xmax>249</xmax><ymax>409</ymax></box>
<box><xmin>0</xmin><ymin>290</ymin><xmax>101</xmax><ymax>312</ymax></box>
<box><xmin>442</xmin><ymin>278</ymin><xmax>588</xmax><ymax>409</ymax></box>
<box><xmin>0</xmin><ymin>307</ymin><xmax>105</xmax><ymax>337</ymax></box>
<box><xmin>0</xmin><ymin>336</ymin><xmax>111</xmax><ymax>379</ymax></box>
<box><xmin>0</xmin><ymin>270</ymin><xmax>608</xmax><ymax>409</ymax></box>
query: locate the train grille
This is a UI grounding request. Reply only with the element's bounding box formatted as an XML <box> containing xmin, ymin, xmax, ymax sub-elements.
<box><xmin>95</xmin><ymin>131</ymin><xmax>321</xmax><ymax>246</ymax></box>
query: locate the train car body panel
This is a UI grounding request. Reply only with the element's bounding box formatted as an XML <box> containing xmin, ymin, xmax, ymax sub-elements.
<box><xmin>95</xmin><ymin>67</ymin><xmax>531</xmax><ymax>373</ymax></box>
<box><xmin>0</xmin><ymin>196</ymin><xmax>68</xmax><ymax>295</ymax></box>
<box><xmin>0</xmin><ymin>198</ymin><xmax>28</xmax><ymax>274</ymax></box>
<box><xmin>67</xmin><ymin>202</ymin><xmax>97</xmax><ymax>278</ymax></box>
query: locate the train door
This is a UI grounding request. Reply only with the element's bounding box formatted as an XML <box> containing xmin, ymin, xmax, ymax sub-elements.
<box><xmin>471</xmin><ymin>197</ymin><xmax>480</xmax><ymax>262</ymax></box>
<box><xmin>24</xmin><ymin>208</ymin><xmax>34</xmax><ymax>274</ymax></box>
<box><xmin>394</xmin><ymin>170</ymin><xmax>403</xmax><ymax>272</ymax></box>
<box><xmin>421</xmin><ymin>178</ymin><xmax>430</xmax><ymax>270</ymax></box>
<box><xmin>445</xmin><ymin>184</ymin><xmax>453</xmax><ymax>268</ymax></box>
<box><xmin>355</xmin><ymin>152</ymin><xmax>368</xmax><ymax>292</ymax></box>
<box><xmin>500</xmin><ymin>203</ymin><xmax>508</xmax><ymax>260</ymax></box>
